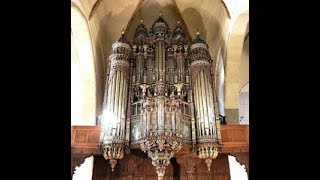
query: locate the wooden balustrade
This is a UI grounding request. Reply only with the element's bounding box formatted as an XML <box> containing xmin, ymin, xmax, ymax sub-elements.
<box><xmin>71</xmin><ymin>126</ymin><xmax>100</xmax><ymax>152</ymax></box>
<box><xmin>71</xmin><ymin>124</ymin><xmax>249</xmax><ymax>175</ymax></box>
<box><xmin>220</xmin><ymin>125</ymin><xmax>249</xmax><ymax>153</ymax></box>
<box><xmin>71</xmin><ymin>125</ymin><xmax>249</xmax><ymax>153</ymax></box>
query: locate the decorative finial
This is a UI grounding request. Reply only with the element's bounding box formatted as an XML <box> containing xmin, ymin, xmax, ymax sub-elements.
<box><xmin>121</xmin><ymin>28</ymin><xmax>125</xmax><ymax>34</ymax></box>
<box><xmin>196</xmin><ymin>29</ymin><xmax>199</xmax><ymax>35</ymax></box>
<box><xmin>159</xmin><ymin>11</ymin><xmax>162</xmax><ymax>17</ymax></box>
<box><xmin>140</xmin><ymin>19</ymin><xmax>143</xmax><ymax>23</ymax></box>
<box><xmin>177</xmin><ymin>21</ymin><xmax>180</xmax><ymax>24</ymax></box>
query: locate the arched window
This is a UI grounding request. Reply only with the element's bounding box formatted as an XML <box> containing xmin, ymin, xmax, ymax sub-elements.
<box><xmin>71</xmin><ymin>6</ymin><xmax>96</xmax><ymax>126</ymax></box>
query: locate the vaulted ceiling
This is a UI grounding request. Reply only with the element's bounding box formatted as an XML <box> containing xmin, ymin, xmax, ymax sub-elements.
<box><xmin>72</xmin><ymin>0</ymin><xmax>248</xmax><ymax>63</ymax></box>
<box><xmin>71</xmin><ymin>0</ymin><xmax>249</xmax><ymax>116</ymax></box>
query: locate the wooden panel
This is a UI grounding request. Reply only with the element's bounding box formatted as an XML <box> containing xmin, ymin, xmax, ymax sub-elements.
<box><xmin>87</xmin><ymin>130</ymin><xmax>100</xmax><ymax>143</ymax></box>
<box><xmin>71</xmin><ymin>126</ymin><xmax>100</xmax><ymax>149</ymax></box>
<box><xmin>74</xmin><ymin>130</ymin><xmax>87</xmax><ymax>143</ymax></box>
<box><xmin>133</xmin><ymin>177</ymin><xmax>144</xmax><ymax>180</ymax></box>
<box><xmin>71</xmin><ymin>125</ymin><xmax>248</xmax><ymax>153</ymax></box>
<box><xmin>220</xmin><ymin>125</ymin><xmax>249</xmax><ymax>153</ymax></box>
<box><xmin>71</xmin><ymin>125</ymin><xmax>248</xmax><ymax>155</ymax></box>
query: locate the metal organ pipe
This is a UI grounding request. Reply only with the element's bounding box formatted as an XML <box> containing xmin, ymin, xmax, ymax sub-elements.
<box><xmin>114</xmin><ymin>71</ymin><xmax>120</xmax><ymax>135</ymax></box>
<box><xmin>208</xmin><ymin>77</ymin><xmax>215</xmax><ymax>135</ymax></box>
<box><xmin>99</xmin><ymin>32</ymin><xmax>131</xmax><ymax>172</ymax></box>
<box><xmin>136</xmin><ymin>54</ymin><xmax>140</xmax><ymax>82</ymax></box>
<box><xmin>194</xmin><ymin>78</ymin><xmax>200</xmax><ymax>136</ymax></box>
<box><xmin>181</xmin><ymin>55</ymin><xmax>185</xmax><ymax>82</ymax></box>
<box><xmin>136</xmin><ymin>53</ymin><xmax>144</xmax><ymax>83</ymax></box>
<box><xmin>189</xmin><ymin>32</ymin><xmax>222</xmax><ymax>171</ymax></box>
<box><xmin>155</xmin><ymin>44</ymin><xmax>159</xmax><ymax>81</ymax></box>
<box><xmin>111</xmin><ymin>71</ymin><xmax>117</xmax><ymax>113</ymax></box>
<box><xmin>121</xmin><ymin>74</ymin><xmax>127</xmax><ymax>138</ymax></box>
<box><xmin>125</xmin><ymin>71</ymin><xmax>132</xmax><ymax>143</ymax></box>
<box><xmin>197</xmin><ymin>74</ymin><xmax>204</xmax><ymax>136</ymax></box>
<box><xmin>201</xmin><ymin>71</ymin><xmax>209</xmax><ymax>135</ymax></box>
<box><xmin>177</xmin><ymin>53</ymin><xmax>185</xmax><ymax>83</ymax></box>
<box><xmin>204</xmin><ymin>72</ymin><xmax>211</xmax><ymax>135</ymax></box>
<box><xmin>118</xmin><ymin>72</ymin><xmax>123</xmax><ymax>137</ymax></box>
<box><xmin>205</xmin><ymin>75</ymin><xmax>214</xmax><ymax>136</ymax></box>
<box><xmin>194</xmin><ymin>76</ymin><xmax>200</xmax><ymax>136</ymax></box>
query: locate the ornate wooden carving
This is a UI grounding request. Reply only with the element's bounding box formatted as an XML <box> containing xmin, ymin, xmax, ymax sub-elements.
<box><xmin>176</xmin><ymin>157</ymin><xmax>202</xmax><ymax>180</ymax></box>
<box><xmin>92</xmin><ymin>153</ymin><xmax>231</xmax><ymax>180</ymax></box>
<box><xmin>127</xmin><ymin>155</ymin><xmax>144</xmax><ymax>174</ymax></box>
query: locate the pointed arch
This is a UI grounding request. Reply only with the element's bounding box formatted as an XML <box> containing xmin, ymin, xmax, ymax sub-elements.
<box><xmin>224</xmin><ymin>12</ymin><xmax>249</xmax><ymax>124</ymax></box>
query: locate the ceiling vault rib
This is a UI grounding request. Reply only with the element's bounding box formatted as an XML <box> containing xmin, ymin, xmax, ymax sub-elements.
<box><xmin>124</xmin><ymin>0</ymin><xmax>145</xmax><ymax>34</ymax></box>
<box><xmin>124</xmin><ymin>0</ymin><xmax>192</xmax><ymax>41</ymax></box>
<box><xmin>89</xmin><ymin>0</ymin><xmax>103</xmax><ymax>20</ymax></box>
<box><xmin>170</xmin><ymin>0</ymin><xmax>192</xmax><ymax>41</ymax></box>
<box><xmin>243</xmin><ymin>32</ymin><xmax>249</xmax><ymax>45</ymax></box>
<box><xmin>219</xmin><ymin>0</ymin><xmax>231</xmax><ymax>19</ymax></box>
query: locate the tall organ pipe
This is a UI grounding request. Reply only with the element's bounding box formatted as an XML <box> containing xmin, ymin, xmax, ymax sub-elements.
<box><xmin>99</xmin><ymin>32</ymin><xmax>131</xmax><ymax>172</ymax></box>
<box><xmin>190</xmin><ymin>32</ymin><xmax>222</xmax><ymax>171</ymax></box>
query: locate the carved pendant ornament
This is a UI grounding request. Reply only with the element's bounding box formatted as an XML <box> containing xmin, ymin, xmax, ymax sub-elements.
<box><xmin>98</xmin><ymin>13</ymin><xmax>222</xmax><ymax>178</ymax></box>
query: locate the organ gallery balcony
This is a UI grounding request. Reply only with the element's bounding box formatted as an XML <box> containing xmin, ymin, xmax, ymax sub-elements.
<box><xmin>71</xmin><ymin>124</ymin><xmax>248</xmax><ymax>155</ymax></box>
<box><xmin>71</xmin><ymin>124</ymin><xmax>249</xmax><ymax>175</ymax></box>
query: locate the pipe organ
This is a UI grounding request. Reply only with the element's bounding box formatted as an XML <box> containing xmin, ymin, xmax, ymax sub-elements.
<box><xmin>99</xmin><ymin>14</ymin><xmax>222</xmax><ymax>179</ymax></box>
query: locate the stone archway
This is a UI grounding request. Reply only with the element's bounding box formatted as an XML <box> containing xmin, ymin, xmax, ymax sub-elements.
<box><xmin>224</xmin><ymin>12</ymin><xmax>249</xmax><ymax>124</ymax></box>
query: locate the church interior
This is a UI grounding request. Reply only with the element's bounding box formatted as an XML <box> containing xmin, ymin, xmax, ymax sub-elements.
<box><xmin>71</xmin><ymin>0</ymin><xmax>249</xmax><ymax>179</ymax></box>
